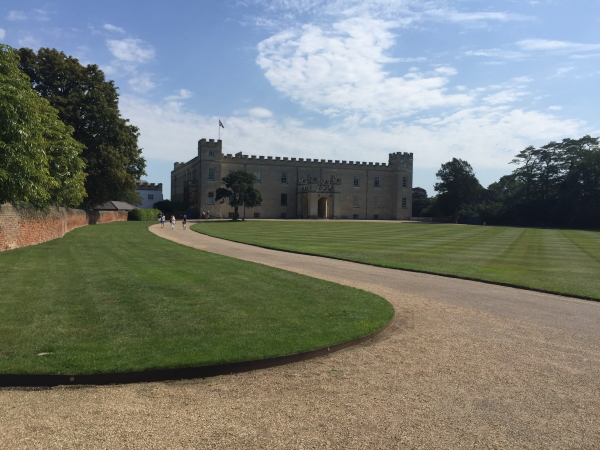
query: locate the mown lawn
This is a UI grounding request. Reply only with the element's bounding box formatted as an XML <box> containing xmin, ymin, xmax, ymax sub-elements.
<box><xmin>191</xmin><ymin>221</ymin><xmax>600</xmax><ymax>300</ymax></box>
<box><xmin>0</xmin><ymin>222</ymin><xmax>393</xmax><ymax>375</ymax></box>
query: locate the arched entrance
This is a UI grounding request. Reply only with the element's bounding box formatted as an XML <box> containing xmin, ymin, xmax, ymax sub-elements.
<box><xmin>318</xmin><ymin>197</ymin><xmax>329</xmax><ymax>219</ymax></box>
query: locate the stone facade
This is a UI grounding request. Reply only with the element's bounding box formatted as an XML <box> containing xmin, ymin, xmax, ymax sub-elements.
<box><xmin>171</xmin><ymin>139</ymin><xmax>413</xmax><ymax>220</ymax></box>
<box><xmin>135</xmin><ymin>180</ymin><xmax>163</xmax><ymax>209</ymax></box>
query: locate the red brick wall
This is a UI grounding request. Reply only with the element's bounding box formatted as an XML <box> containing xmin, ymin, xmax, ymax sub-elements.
<box><xmin>0</xmin><ymin>204</ymin><xmax>128</xmax><ymax>252</ymax></box>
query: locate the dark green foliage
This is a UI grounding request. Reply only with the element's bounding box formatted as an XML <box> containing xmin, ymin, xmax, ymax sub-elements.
<box><xmin>0</xmin><ymin>222</ymin><xmax>392</xmax><ymax>374</ymax></box>
<box><xmin>116</xmin><ymin>190</ymin><xmax>143</xmax><ymax>207</ymax></box>
<box><xmin>18</xmin><ymin>47</ymin><xmax>146</xmax><ymax>208</ymax></box>
<box><xmin>434</xmin><ymin>158</ymin><xmax>482</xmax><ymax>222</ymax></box>
<box><xmin>128</xmin><ymin>208</ymin><xmax>162</xmax><ymax>221</ymax></box>
<box><xmin>215</xmin><ymin>170</ymin><xmax>262</xmax><ymax>220</ymax></box>
<box><xmin>412</xmin><ymin>187</ymin><xmax>431</xmax><ymax>216</ymax></box>
<box><xmin>0</xmin><ymin>44</ymin><xmax>86</xmax><ymax>207</ymax></box>
<box><xmin>483</xmin><ymin>135</ymin><xmax>600</xmax><ymax>228</ymax></box>
<box><xmin>153</xmin><ymin>199</ymin><xmax>187</xmax><ymax>215</ymax></box>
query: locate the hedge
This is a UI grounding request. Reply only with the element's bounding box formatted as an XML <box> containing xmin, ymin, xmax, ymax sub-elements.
<box><xmin>128</xmin><ymin>208</ymin><xmax>162</xmax><ymax>221</ymax></box>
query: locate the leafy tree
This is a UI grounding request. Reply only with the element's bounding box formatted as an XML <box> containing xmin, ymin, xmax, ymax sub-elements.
<box><xmin>215</xmin><ymin>171</ymin><xmax>262</xmax><ymax>221</ymax></box>
<box><xmin>505</xmin><ymin>135</ymin><xmax>600</xmax><ymax>227</ymax></box>
<box><xmin>411</xmin><ymin>187</ymin><xmax>430</xmax><ymax>217</ymax></box>
<box><xmin>0</xmin><ymin>44</ymin><xmax>86</xmax><ymax>206</ymax></box>
<box><xmin>434</xmin><ymin>158</ymin><xmax>481</xmax><ymax>222</ymax></box>
<box><xmin>153</xmin><ymin>199</ymin><xmax>187</xmax><ymax>215</ymax></box>
<box><xmin>18</xmin><ymin>47</ymin><xmax>145</xmax><ymax>207</ymax></box>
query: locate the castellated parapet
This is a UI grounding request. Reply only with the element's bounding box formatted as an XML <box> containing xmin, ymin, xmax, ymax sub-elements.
<box><xmin>171</xmin><ymin>139</ymin><xmax>413</xmax><ymax>220</ymax></box>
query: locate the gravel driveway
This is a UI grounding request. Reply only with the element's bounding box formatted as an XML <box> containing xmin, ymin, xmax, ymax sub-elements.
<box><xmin>1</xmin><ymin>222</ymin><xmax>599</xmax><ymax>449</ymax></box>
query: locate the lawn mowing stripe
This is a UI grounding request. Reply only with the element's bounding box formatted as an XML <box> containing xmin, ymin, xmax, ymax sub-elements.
<box><xmin>192</xmin><ymin>221</ymin><xmax>600</xmax><ymax>300</ymax></box>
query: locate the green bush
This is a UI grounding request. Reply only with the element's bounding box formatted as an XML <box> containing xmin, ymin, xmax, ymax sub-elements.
<box><xmin>128</xmin><ymin>208</ymin><xmax>162</xmax><ymax>221</ymax></box>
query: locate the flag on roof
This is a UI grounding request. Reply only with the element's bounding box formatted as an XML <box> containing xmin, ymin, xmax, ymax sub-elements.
<box><xmin>219</xmin><ymin>119</ymin><xmax>224</xmax><ymax>128</ymax></box>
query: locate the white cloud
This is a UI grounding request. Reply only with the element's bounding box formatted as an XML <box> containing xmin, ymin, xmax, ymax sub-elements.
<box><xmin>465</xmin><ymin>48</ymin><xmax>525</xmax><ymax>59</ymax></box>
<box><xmin>433</xmin><ymin>10</ymin><xmax>530</xmax><ymax>23</ymax></box>
<box><xmin>249</xmin><ymin>0</ymin><xmax>530</xmax><ymax>28</ymax></box>
<box><xmin>511</xmin><ymin>76</ymin><xmax>534</xmax><ymax>84</ymax></box>
<box><xmin>249</xmin><ymin>107</ymin><xmax>273</xmax><ymax>118</ymax></box>
<box><xmin>548</xmin><ymin>106</ymin><xmax>562</xmax><ymax>111</ymax></box>
<box><xmin>164</xmin><ymin>89</ymin><xmax>194</xmax><ymax>101</ymax></box>
<box><xmin>104</xmin><ymin>24</ymin><xmax>125</xmax><ymax>34</ymax></box>
<box><xmin>468</xmin><ymin>39</ymin><xmax>600</xmax><ymax>61</ymax></box>
<box><xmin>435</xmin><ymin>66</ymin><xmax>457</xmax><ymax>76</ymax></box>
<box><xmin>483</xmin><ymin>89</ymin><xmax>527</xmax><ymax>105</ymax></box>
<box><xmin>129</xmin><ymin>74</ymin><xmax>156</xmax><ymax>93</ymax></box>
<box><xmin>120</xmin><ymin>95</ymin><xmax>584</xmax><ymax>174</ymax></box>
<box><xmin>7</xmin><ymin>10</ymin><xmax>27</xmax><ymax>21</ymax></box>
<box><xmin>257</xmin><ymin>18</ymin><xmax>471</xmax><ymax>121</ymax></box>
<box><xmin>0</xmin><ymin>28</ymin><xmax>5</xmax><ymax>40</ymax></box>
<box><xmin>7</xmin><ymin>9</ymin><xmax>50</xmax><ymax>21</ymax></box>
<box><xmin>18</xmin><ymin>35</ymin><xmax>41</xmax><ymax>48</ymax></box>
<box><xmin>552</xmin><ymin>67</ymin><xmax>574</xmax><ymax>77</ymax></box>
<box><xmin>516</xmin><ymin>39</ymin><xmax>600</xmax><ymax>52</ymax></box>
<box><xmin>106</xmin><ymin>38</ymin><xmax>155</xmax><ymax>63</ymax></box>
<box><xmin>397</xmin><ymin>57</ymin><xmax>426</xmax><ymax>63</ymax></box>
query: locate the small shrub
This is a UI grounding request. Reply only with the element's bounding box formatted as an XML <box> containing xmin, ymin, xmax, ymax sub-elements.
<box><xmin>128</xmin><ymin>208</ymin><xmax>162</xmax><ymax>221</ymax></box>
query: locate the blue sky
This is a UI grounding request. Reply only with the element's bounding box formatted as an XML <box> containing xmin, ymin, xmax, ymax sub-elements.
<box><xmin>2</xmin><ymin>0</ymin><xmax>599</xmax><ymax>199</ymax></box>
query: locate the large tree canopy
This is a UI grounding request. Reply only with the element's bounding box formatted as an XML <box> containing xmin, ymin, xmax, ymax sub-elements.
<box><xmin>18</xmin><ymin>47</ymin><xmax>145</xmax><ymax>208</ymax></box>
<box><xmin>434</xmin><ymin>158</ymin><xmax>481</xmax><ymax>222</ymax></box>
<box><xmin>0</xmin><ymin>44</ymin><xmax>86</xmax><ymax>207</ymax></box>
<box><xmin>485</xmin><ymin>135</ymin><xmax>600</xmax><ymax>228</ymax></box>
<box><xmin>215</xmin><ymin>170</ymin><xmax>262</xmax><ymax>221</ymax></box>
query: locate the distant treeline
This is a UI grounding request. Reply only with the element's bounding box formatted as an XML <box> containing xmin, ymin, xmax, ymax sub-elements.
<box><xmin>414</xmin><ymin>135</ymin><xmax>600</xmax><ymax>229</ymax></box>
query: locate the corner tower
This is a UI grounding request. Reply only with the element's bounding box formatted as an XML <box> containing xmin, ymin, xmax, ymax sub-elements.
<box><xmin>198</xmin><ymin>139</ymin><xmax>223</xmax><ymax>214</ymax></box>
<box><xmin>388</xmin><ymin>152</ymin><xmax>413</xmax><ymax>219</ymax></box>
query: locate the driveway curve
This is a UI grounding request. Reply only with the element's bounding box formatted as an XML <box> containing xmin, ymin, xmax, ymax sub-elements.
<box><xmin>1</xmin><ymin>222</ymin><xmax>599</xmax><ymax>449</ymax></box>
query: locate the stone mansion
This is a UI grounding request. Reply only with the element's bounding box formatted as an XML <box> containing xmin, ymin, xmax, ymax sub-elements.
<box><xmin>171</xmin><ymin>139</ymin><xmax>413</xmax><ymax>220</ymax></box>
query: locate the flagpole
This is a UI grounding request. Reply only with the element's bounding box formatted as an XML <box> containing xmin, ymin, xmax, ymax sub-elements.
<box><xmin>218</xmin><ymin>118</ymin><xmax>220</xmax><ymax>140</ymax></box>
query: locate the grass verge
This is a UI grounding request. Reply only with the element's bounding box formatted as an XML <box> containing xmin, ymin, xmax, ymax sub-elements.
<box><xmin>191</xmin><ymin>221</ymin><xmax>600</xmax><ymax>300</ymax></box>
<box><xmin>0</xmin><ymin>222</ymin><xmax>393</xmax><ymax>375</ymax></box>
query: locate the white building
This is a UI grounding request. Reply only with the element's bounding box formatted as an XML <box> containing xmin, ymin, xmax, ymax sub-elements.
<box><xmin>135</xmin><ymin>180</ymin><xmax>163</xmax><ymax>209</ymax></box>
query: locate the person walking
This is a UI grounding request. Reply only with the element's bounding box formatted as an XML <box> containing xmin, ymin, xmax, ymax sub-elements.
<box><xmin>170</xmin><ymin>215</ymin><xmax>176</xmax><ymax>229</ymax></box>
<box><xmin>160</xmin><ymin>214</ymin><xmax>165</xmax><ymax>228</ymax></box>
<box><xmin>182</xmin><ymin>214</ymin><xmax>187</xmax><ymax>230</ymax></box>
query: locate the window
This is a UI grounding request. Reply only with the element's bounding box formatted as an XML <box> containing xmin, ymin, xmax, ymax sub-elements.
<box><xmin>353</xmin><ymin>214</ymin><xmax>359</xmax><ymax>219</ymax></box>
<box><xmin>281</xmin><ymin>193</ymin><xmax>288</xmax><ymax>206</ymax></box>
<box><xmin>373</xmin><ymin>214</ymin><xmax>379</xmax><ymax>220</ymax></box>
<box><xmin>281</xmin><ymin>172</ymin><xmax>287</xmax><ymax>184</ymax></box>
<box><xmin>330</xmin><ymin>175</ymin><xmax>335</xmax><ymax>183</ymax></box>
<box><xmin>148</xmin><ymin>194</ymin><xmax>154</xmax><ymax>200</ymax></box>
<box><xmin>208</xmin><ymin>151</ymin><xmax>215</xmax><ymax>157</ymax></box>
<box><xmin>353</xmin><ymin>196</ymin><xmax>359</xmax><ymax>208</ymax></box>
<box><xmin>208</xmin><ymin>168</ymin><xmax>215</xmax><ymax>181</ymax></box>
<box><xmin>374</xmin><ymin>176</ymin><xmax>380</xmax><ymax>187</ymax></box>
<box><xmin>193</xmin><ymin>170</ymin><xmax>196</xmax><ymax>180</ymax></box>
<box><xmin>307</xmin><ymin>174</ymin><xmax>311</xmax><ymax>180</ymax></box>
<box><xmin>254</xmin><ymin>171</ymin><xmax>261</xmax><ymax>182</ymax></box>
<box><xmin>353</xmin><ymin>176</ymin><xmax>360</xmax><ymax>187</ymax></box>
<box><xmin>207</xmin><ymin>192</ymin><xmax>214</xmax><ymax>205</ymax></box>
<box><xmin>280</xmin><ymin>213</ymin><xmax>287</xmax><ymax>219</ymax></box>
<box><xmin>254</xmin><ymin>213</ymin><xmax>260</xmax><ymax>219</ymax></box>
<box><xmin>228</xmin><ymin>212</ymin><xmax>234</xmax><ymax>219</ymax></box>
<box><xmin>374</xmin><ymin>197</ymin><xmax>380</xmax><ymax>208</ymax></box>
<box><xmin>402</xmin><ymin>177</ymin><xmax>407</xmax><ymax>188</ymax></box>
<box><xmin>402</xmin><ymin>197</ymin><xmax>407</xmax><ymax>208</ymax></box>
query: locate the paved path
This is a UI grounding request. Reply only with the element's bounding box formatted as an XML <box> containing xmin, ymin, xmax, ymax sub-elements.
<box><xmin>1</xmin><ymin>222</ymin><xmax>599</xmax><ymax>449</ymax></box>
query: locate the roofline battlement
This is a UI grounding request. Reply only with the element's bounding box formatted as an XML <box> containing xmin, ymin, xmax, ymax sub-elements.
<box><xmin>221</xmin><ymin>152</ymin><xmax>394</xmax><ymax>168</ymax></box>
<box><xmin>198</xmin><ymin>138</ymin><xmax>222</xmax><ymax>148</ymax></box>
